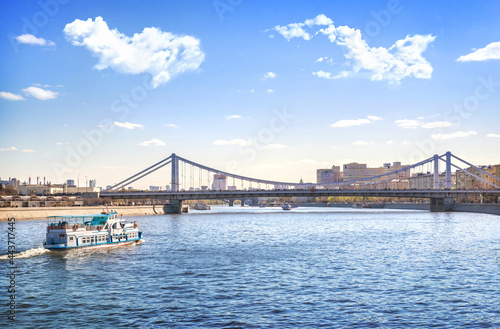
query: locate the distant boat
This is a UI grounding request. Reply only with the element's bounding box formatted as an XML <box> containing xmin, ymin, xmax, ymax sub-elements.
<box><xmin>194</xmin><ymin>203</ymin><xmax>211</xmax><ymax>210</ymax></box>
<box><xmin>281</xmin><ymin>204</ymin><xmax>292</xmax><ymax>210</ymax></box>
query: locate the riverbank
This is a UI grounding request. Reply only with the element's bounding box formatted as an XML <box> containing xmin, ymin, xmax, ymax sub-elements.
<box><xmin>0</xmin><ymin>205</ymin><xmax>166</xmax><ymax>222</ymax></box>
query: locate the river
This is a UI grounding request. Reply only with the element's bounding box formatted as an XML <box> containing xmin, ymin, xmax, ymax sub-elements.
<box><xmin>1</xmin><ymin>206</ymin><xmax>499</xmax><ymax>328</ymax></box>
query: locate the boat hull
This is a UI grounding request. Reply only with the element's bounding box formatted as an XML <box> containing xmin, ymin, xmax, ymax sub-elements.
<box><xmin>44</xmin><ymin>238</ymin><xmax>142</xmax><ymax>251</ymax></box>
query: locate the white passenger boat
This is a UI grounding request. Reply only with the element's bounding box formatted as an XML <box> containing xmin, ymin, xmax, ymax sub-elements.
<box><xmin>281</xmin><ymin>203</ymin><xmax>292</xmax><ymax>210</ymax></box>
<box><xmin>43</xmin><ymin>211</ymin><xmax>143</xmax><ymax>250</ymax></box>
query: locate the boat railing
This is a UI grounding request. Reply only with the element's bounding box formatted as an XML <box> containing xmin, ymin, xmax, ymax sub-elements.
<box><xmin>48</xmin><ymin>222</ymin><xmax>83</xmax><ymax>230</ymax></box>
<box><xmin>48</xmin><ymin>223</ymin><xmax>97</xmax><ymax>230</ymax></box>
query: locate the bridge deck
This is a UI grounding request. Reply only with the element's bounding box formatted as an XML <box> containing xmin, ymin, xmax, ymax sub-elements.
<box><xmin>101</xmin><ymin>189</ymin><xmax>500</xmax><ymax>200</ymax></box>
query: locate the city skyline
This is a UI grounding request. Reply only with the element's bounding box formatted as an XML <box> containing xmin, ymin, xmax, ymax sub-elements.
<box><xmin>1</xmin><ymin>1</ymin><xmax>500</xmax><ymax>189</ymax></box>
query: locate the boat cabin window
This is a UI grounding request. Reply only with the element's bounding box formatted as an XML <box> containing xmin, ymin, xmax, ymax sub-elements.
<box><xmin>69</xmin><ymin>237</ymin><xmax>74</xmax><ymax>241</ymax></box>
<box><xmin>104</xmin><ymin>224</ymin><xmax>108</xmax><ymax>229</ymax></box>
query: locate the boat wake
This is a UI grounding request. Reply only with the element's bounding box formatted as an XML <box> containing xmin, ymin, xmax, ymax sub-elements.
<box><xmin>0</xmin><ymin>247</ymin><xmax>50</xmax><ymax>260</ymax></box>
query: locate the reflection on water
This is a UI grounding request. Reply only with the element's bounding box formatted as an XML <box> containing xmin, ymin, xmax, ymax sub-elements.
<box><xmin>1</xmin><ymin>206</ymin><xmax>499</xmax><ymax>327</ymax></box>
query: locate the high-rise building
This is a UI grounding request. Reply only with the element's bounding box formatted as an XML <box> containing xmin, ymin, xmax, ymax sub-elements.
<box><xmin>456</xmin><ymin>165</ymin><xmax>500</xmax><ymax>189</ymax></box>
<box><xmin>67</xmin><ymin>179</ymin><xmax>76</xmax><ymax>187</ymax></box>
<box><xmin>342</xmin><ymin>162</ymin><xmax>410</xmax><ymax>182</ymax></box>
<box><xmin>316</xmin><ymin>165</ymin><xmax>342</xmax><ymax>184</ymax></box>
<box><xmin>89</xmin><ymin>180</ymin><xmax>97</xmax><ymax>187</ymax></box>
<box><xmin>211</xmin><ymin>174</ymin><xmax>227</xmax><ymax>190</ymax></box>
<box><xmin>409</xmin><ymin>172</ymin><xmax>456</xmax><ymax>189</ymax></box>
<box><xmin>342</xmin><ymin>163</ymin><xmax>369</xmax><ymax>181</ymax></box>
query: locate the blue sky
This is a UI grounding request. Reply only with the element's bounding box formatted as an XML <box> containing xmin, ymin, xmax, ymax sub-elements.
<box><xmin>1</xmin><ymin>0</ymin><xmax>499</xmax><ymax>188</ymax></box>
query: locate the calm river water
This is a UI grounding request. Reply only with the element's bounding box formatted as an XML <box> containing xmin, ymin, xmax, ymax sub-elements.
<box><xmin>1</xmin><ymin>206</ymin><xmax>500</xmax><ymax>328</ymax></box>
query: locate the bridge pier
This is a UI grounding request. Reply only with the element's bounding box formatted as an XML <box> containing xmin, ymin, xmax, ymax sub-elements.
<box><xmin>228</xmin><ymin>199</ymin><xmax>234</xmax><ymax>207</ymax></box>
<box><xmin>430</xmin><ymin>198</ymin><xmax>455</xmax><ymax>212</ymax></box>
<box><xmin>164</xmin><ymin>200</ymin><xmax>184</xmax><ymax>214</ymax></box>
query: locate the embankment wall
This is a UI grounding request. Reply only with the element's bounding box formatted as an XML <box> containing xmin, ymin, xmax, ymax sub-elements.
<box><xmin>0</xmin><ymin>205</ymin><xmax>166</xmax><ymax>222</ymax></box>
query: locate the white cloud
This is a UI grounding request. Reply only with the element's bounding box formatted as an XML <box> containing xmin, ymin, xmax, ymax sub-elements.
<box><xmin>138</xmin><ymin>139</ymin><xmax>166</xmax><ymax>146</ymax></box>
<box><xmin>268</xmin><ymin>14</ymin><xmax>332</xmax><ymax>41</ymax></box>
<box><xmin>250</xmin><ymin>89</ymin><xmax>255</xmax><ymax>93</ymax></box>
<box><xmin>320</xmin><ymin>26</ymin><xmax>435</xmax><ymax>83</ymax></box>
<box><xmin>394</xmin><ymin>119</ymin><xmax>422</xmax><ymax>129</ymax></box>
<box><xmin>263</xmin><ymin>144</ymin><xmax>287</xmax><ymax>150</ymax></box>
<box><xmin>226</xmin><ymin>115</ymin><xmax>242</xmax><ymax>120</ymax></box>
<box><xmin>0</xmin><ymin>147</ymin><xmax>17</xmax><ymax>151</ymax></box>
<box><xmin>421</xmin><ymin>121</ymin><xmax>454</xmax><ymax>129</ymax></box>
<box><xmin>457</xmin><ymin>42</ymin><xmax>500</xmax><ymax>62</ymax></box>
<box><xmin>313</xmin><ymin>70</ymin><xmax>333</xmax><ymax>79</ymax></box>
<box><xmin>402</xmin><ymin>141</ymin><xmax>413</xmax><ymax>145</ymax></box>
<box><xmin>394</xmin><ymin>119</ymin><xmax>454</xmax><ymax>129</ymax></box>
<box><xmin>261</xmin><ymin>72</ymin><xmax>276</xmax><ymax>80</ymax></box>
<box><xmin>21</xmin><ymin>149</ymin><xmax>34</xmax><ymax>152</ymax></box>
<box><xmin>103</xmin><ymin>166</ymin><xmax>129</xmax><ymax>170</ymax></box>
<box><xmin>312</xmin><ymin>70</ymin><xmax>349</xmax><ymax>80</ymax></box>
<box><xmin>22</xmin><ymin>86</ymin><xmax>58</xmax><ymax>100</ymax></box>
<box><xmin>331</xmin><ymin>115</ymin><xmax>381</xmax><ymax>128</ymax></box>
<box><xmin>15</xmin><ymin>34</ymin><xmax>55</xmax><ymax>46</ymax></box>
<box><xmin>271</xmin><ymin>15</ymin><xmax>435</xmax><ymax>83</ymax></box>
<box><xmin>213</xmin><ymin>139</ymin><xmax>251</xmax><ymax>147</ymax></box>
<box><xmin>315</xmin><ymin>57</ymin><xmax>328</xmax><ymax>63</ymax></box>
<box><xmin>487</xmin><ymin>133</ymin><xmax>500</xmax><ymax>138</ymax></box>
<box><xmin>64</xmin><ymin>16</ymin><xmax>205</xmax><ymax>88</ymax></box>
<box><xmin>165</xmin><ymin>123</ymin><xmax>179</xmax><ymax>128</ymax></box>
<box><xmin>352</xmin><ymin>141</ymin><xmax>375</xmax><ymax>146</ymax></box>
<box><xmin>305</xmin><ymin>14</ymin><xmax>334</xmax><ymax>27</ymax></box>
<box><xmin>267</xmin><ymin>89</ymin><xmax>275</xmax><ymax>93</ymax></box>
<box><xmin>113</xmin><ymin>121</ymin><xmax>144</xmax><ymax>129</ymax></box>
<box><xmin>270</xmin><ymin>23</ymin><xmax>311</xmax><ymax>42</ymax></box>
<box><xmin>430</xmin><ymin>130</ymin><xmax>477</xmax><ymax>141</ymax></box>
<box><xmin>386</xmin><ymin>140</ymin><xmax>396</xmax><ymax>145</ymax></box>
<box><xmin>331</xmin><ymin>119</ymin><xmax>371</xmax><ymax>128</ymax></box>
<box><xmin>0</xmin><ymin>91</ymin><xmax>25</xmax><ymax>101</ymax></box>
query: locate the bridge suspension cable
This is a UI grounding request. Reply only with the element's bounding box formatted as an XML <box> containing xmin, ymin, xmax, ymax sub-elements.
<box><xmin>438</xmin><ymin>153</ymin><xmax>500</xmax><ymax>189</ymax></box>
<box><xmin>104</xmin><ymin>155</ymin><xmax>172</xmax><ymax>191</ymax></box>
<box><xmin>102</xmin><ymin>151</ymin><xmax>499</xmax><ymax>193</ymax></box>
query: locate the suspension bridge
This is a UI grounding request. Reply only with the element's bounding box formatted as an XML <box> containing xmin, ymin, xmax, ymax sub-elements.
<box><xmin>100</xmin><ymin>152</ymin><xmax>500</xmax><ymax>213</ymax></box>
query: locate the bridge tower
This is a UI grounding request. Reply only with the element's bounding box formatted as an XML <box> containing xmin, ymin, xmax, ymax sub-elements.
<box><xmin>171</xmin><ymin>153</ymin><xmax>179</xmax><ymax>192</ymax></box>
<box><xmin>445</xmin><ymin>151</ymin><xmax>452</xmax><ymax>190</ymax></box>
<box><xmin>433</xmin><ymin>154</ymin><xmax>439</xmax><ymax>189</ymax></box>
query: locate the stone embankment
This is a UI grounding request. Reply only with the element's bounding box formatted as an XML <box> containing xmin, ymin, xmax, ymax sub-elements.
<box><xmin>0</xmin><ymin>205</ymin><xmax>166</xmax><ymax>222</ymax></box>
<box><xmin>329</xmin><ymin>203</ymin><xmax>500</xmax><ymax>216</ymax></box>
